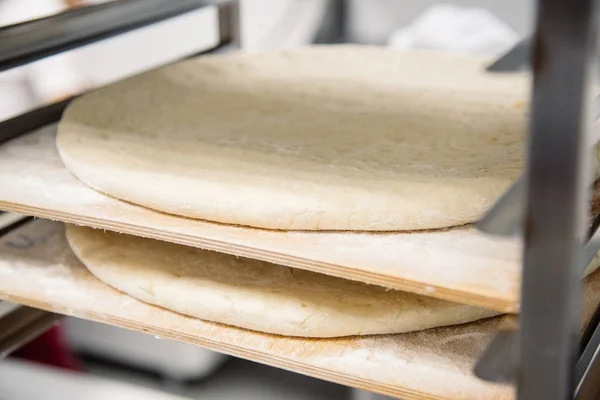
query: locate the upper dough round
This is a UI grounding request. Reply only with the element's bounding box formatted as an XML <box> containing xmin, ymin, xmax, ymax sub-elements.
<box><xmin>66</xmin><ymin>225</ymin><xmax>498</xmax><ymax>337</ymax></box>
<box><xmin>57</xmin><ymin>45</ymin><xmax>529</xmax><ymax>231</ymax></box>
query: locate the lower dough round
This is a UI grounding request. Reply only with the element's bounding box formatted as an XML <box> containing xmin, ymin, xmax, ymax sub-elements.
<box><xmin>65</xmin><ymin>225</ymin><xmax>499</xmax><ymax>337</ymax></box>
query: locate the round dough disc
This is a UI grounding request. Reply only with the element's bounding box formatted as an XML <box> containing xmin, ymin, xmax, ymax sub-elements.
<box><xmin>57</xmin><ymin>46</ymin><xmax>528</xmax><ymax>231</ymax></box>
<box><xmin>66</xmin><ymin>225</ymin><xmax>498</xmax><ymax>337</ymax></box>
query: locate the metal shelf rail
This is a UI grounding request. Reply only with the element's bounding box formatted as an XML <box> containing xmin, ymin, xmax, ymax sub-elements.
<box><xmin>0</xmin><ymin>0</ymin><xmax>239</xmax><ymax>357</ymax></box>
<box><xmin>0</xmin><ymin>0</ymin><xmax>228</xmax><ymax>73</ymax></box>
<box><xmin>0</xmin><ymin>0</ymin><xmax>239</xmax><ymax>358</ymax></box>
<box><xmin>474</xmin><ymin>0</ymin><xmax>600</xmax><ymax>399</ymax></box>
<box><xmin>0</xmin><ymin>306</ymin><xmax>62</xmax><ymax>359</ymax></box>
<box><xmin>0</xmin><ymin>0</ymin><xmax>239</xmax><ymax>145</ymax></box>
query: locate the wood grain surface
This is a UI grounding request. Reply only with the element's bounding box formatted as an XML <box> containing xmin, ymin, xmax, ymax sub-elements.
<box><xmin>0</xmin><ymin>126</ymin><xmax>528</xmax><ymax>312</ymax></box>
<box><xmin>0</xmin><ymin>219</ymin><xmax>515</xmax><ymax>400</ymax></box>
<box><xmin>3</xmin><ymin>220</ymin><xmax>600</xmax><ymax>399</ymax></box>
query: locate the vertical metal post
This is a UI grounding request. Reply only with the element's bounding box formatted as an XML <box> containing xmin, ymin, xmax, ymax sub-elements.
<box><xmin>518</xmin><ymin>1</ymin><xmax>599</xmax><ymax>399</ymax></box>
<box><xmin>218</xmin><ymin>0</ymin><xmax>242</xmax><ymax>49</ymax></box>
<box><xmin>575</xmin><ymin>317</ymin><xmax>600</xmax><ymax>398</ymax></box>
<box><xmin>314</xmin><ymin>0</ymin><xmax>347</xmax><ymax>44</ymax></box>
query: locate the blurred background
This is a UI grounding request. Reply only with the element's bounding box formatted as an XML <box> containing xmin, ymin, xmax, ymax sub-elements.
<box><xmin>0</xmin><ymin>1</ymin><xmax>531</xmax><ymax>399</ymax></box>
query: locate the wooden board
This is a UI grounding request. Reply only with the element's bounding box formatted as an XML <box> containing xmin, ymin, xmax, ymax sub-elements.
<box><xmin>0</xmin><ymin>219</ymin><xmax>513</xmax><ymax>399</ymax></box>
<box><xmin>0</xmin><ymin>126</ymin><xmax>536</xmax><ymax>312</ymax></box>
<box><xmin>3</xmin><ymin>221</ymin><xmax>600</xmax><ymax>400</ymax></box>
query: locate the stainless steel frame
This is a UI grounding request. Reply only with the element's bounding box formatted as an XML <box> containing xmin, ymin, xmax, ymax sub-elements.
<box><xmin>2</xmin><ymin>0</ymin><xmax>600</xmax><ymax>398</ymax></box>
<box><xmin>0</xmin><ymin>0</ymin><xmax>239</xmax><ymax>145</ymax></box>
<box><xmin>0</xmin><ymin>305</ymin><xmax>62</xmax><ymax>359</ymax></box>
<box><xmin>486</xmin><ymin>37</ymin><xmax>531</xmax><ymax>72</ymax></box>
<box><xmin>0</xmin><ymin>0</ymin><xmax>240</xmax><ymax>362</ymax></box>
<box><xmin>476</xmin><ymin>0</ymin><xmax>600</xmax><ymax>399</ymax></box>
<box><xmin>518</xmin><ymin>0</ymin><xmax>598</xmax><ymax>397</ymax></box>
<box><xmin>0</xmin><ymin>0</ymin><xmax>217</xmax><ymax>73</ymax></box>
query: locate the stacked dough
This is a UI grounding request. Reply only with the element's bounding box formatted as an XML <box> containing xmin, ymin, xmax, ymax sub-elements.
<box><xmin>58</xmin><ymin>46</ymin><xmax>545</xmax><ymax>337</ymax></box>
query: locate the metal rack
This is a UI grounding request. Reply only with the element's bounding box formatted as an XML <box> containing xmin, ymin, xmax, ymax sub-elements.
<box><xmin>0</xmin><ymin>0</ymin><xmax>239</xmax><ymax>360</ymax></box>
<box><xmin>1</xmin><ymin>0</ymin><xmax>600</xmax><ymax>399</ymax></box>
<box><xmin>0</xmin><ymin>0</ymin><xmax>239</xmax><ymax>145</ymax></box>
<box><xmin>474</xmin><ymin>0</ymin><xmax>600</xmax><ymax>399</ymax></box>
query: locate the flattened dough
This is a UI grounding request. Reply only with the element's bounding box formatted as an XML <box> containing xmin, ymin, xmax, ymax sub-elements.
<box><xmin>58</xmin><ymin>46</ymin><xmax>529</xmax><ymax>231</ymax></box>
<box><xmin>66</xmin><ymin>225</ymin><xmax>498</xmax><ymax>337</ymax></box>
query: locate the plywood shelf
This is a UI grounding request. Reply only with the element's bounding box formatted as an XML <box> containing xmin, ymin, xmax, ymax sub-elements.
<box><xmin>0</xmin><ymin>126</ymin><xmax>527</xmax><ymax>312</ymax></box>
<box><xmin>0</xmin><ymin>219</ymin><xmax>516</xmax><ymax>400</ymax></box>
<box><xmin>3</xmin><ymin>220</ymin><xmax>600</xmax><ymax>399</ymax></box>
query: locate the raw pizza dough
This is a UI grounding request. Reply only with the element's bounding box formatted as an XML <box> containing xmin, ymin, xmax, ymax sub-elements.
<box><xmin>57</xmin><ymin>45</ymin><xmax>530</xmax><ymax>231</ymax></box>
<box><xmin>65</xmin><ymin>225</ymin><xmax>498</xmax><ymax>337</ymax></box>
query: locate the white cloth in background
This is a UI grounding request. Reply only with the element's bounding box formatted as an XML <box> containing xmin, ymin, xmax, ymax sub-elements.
<box><xmin>0</xmin><ymin>0</ymin><xmax>83</xmax><ymax>121</ymax></box>
<box><xmin>387</xmin><ymin>3</ymin><xmax>519</xmax><ymax>56</ymax></box>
